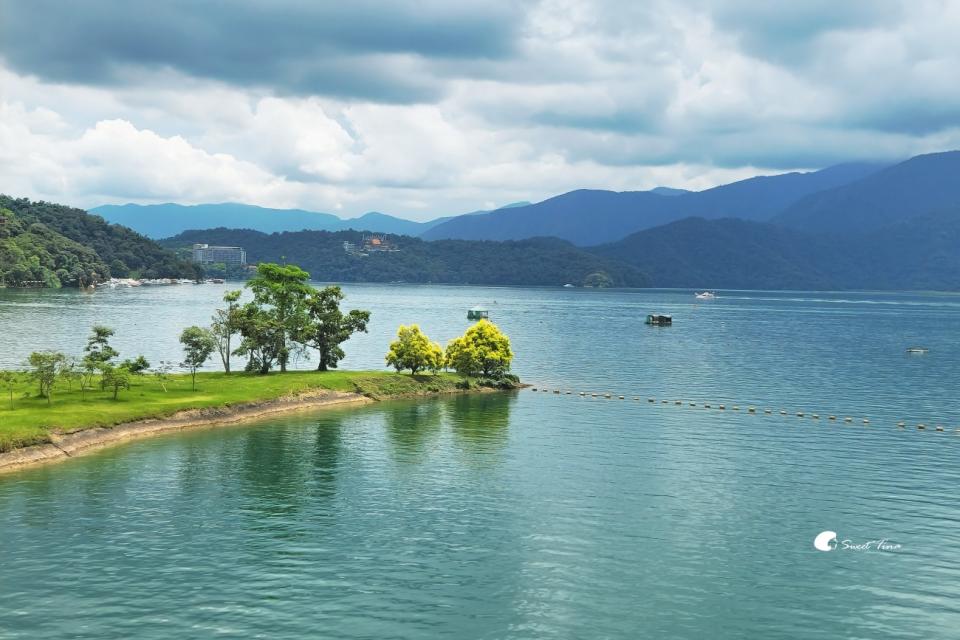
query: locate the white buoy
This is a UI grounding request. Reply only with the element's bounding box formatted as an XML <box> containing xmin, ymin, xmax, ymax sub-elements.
<box><xmin>812</xmin><ymin>414</ymin><xmax>820</xmax><ymax>419</ymax></box>
<box><xmin>604</xmin><ymin>393</ymin><xmax>612</xmax><ymax>398</ymax></box>
<box><xmin>633</xmin><ymin>396</ymin><xmax>640</xmax><ymax>401</ymax></box>
<box><xmin>780</xmin><ymin>410</ymin><xmax>787</xmax><ymax>415</ymax></box>
<box><xmin>897</xmin><ymin>421</ymin><xmax>905</xmax><ymax>427</ymax></box>
<box><xmin>704</xmin><ymin>403</ymin><xmax>712</xmax><ymax>408</ymax></box>
<box><xmin>796</xmin><ymin>412</ymin><xmax>805</xmax><ymax>417</ymax></box>
<box><xmin>718</xmin><ymin>404</ymin><xmax>726</xmax><ymax>410</ymax></box>
<box><xmin>764</xmin><ymin>409</ymin><xmax>772</xmax><ymax>414</ymax></box>
<box><xmin>689</xmin><ymin>402</ymin><xmax>696</xmax><ymax>407</ymax></box>
<box><xmin>828</xmin><ymin>415</ymin><xmax>836</xmax><ymax>421</ymax></box>
<box><xmin>579</xmin><ymin>392</ymin><xmax>585</xmax><ymax>396</ymax></box>
<box><xmin>732</xmin><ymin>406</ymin><xmax>740</xmax><ymax>411</ymax></box>
<box><xmin>553</xmin><ymin>390</ymin><xmax>560</xmax><ymax>394</ymax></box>
<box><xmin>936</xmin><ymin>425</ymin><xmax>945</xmax><ymax>432</ymax></box>
<box><xmin>532</xmin><ymin>387</ymin><xmax>538</xmax><ymax>392</ymax></box>
<box><xmin>844</xmin><ymin>417</ymin><xmax>853</xmax><ymax>423</ymax></box>
<box><xmin>917</xmin><ymin>424</ymin><xmax>926</xmax><ymax>430</ymax></box>
<box><xmin>674</xmin><ymin>400</ymin><xmax>682</xmax><ymax>405</ymax></box>
<box><xmin>566</xmin><ymin>391</ymin><xmax>572</xmax><ymax>395</ymax></box>
<box><xmin>748</xmin><ymin>407</ymin><xmax>756</xmax><ymax>413</ymax></box>
<box><xmin>618</xmin><ymin>395</ymin><xmax>625</xmax><ymax>400</ymax></box>
<box><xmin>863</xmin><ymin>418</ymin><xmax>870</xmax><ymax>425</ymax></box>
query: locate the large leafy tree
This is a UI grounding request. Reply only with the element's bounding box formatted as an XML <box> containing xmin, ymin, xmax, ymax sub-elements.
<box><xmin>445</xmin><ymin>319</ymin><xmax>513</xmax><ymax>377</ymax></box>
<box><xmin>297</xmin><ymin>286</ymin><xmax>370</xmax><ymax>371</ymax></box>
<box><xmin>233</xmin><ymin>303</ymin><xmax>286</xmax><ymax>374</ymax></box>
<box><xmin>385</xmin><ymin>325</ymin><xmax>444</xmax><ymax>375</ymax></box>
<box><xmin>245</xmin><ymin>263</ymin><xmax>312</xmax><ymax>372</ymax></box>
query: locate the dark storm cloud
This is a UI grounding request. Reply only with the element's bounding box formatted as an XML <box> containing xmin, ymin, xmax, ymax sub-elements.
<box><xmin>0</xmin><ymin>0</ymin><xmax>522</xmax><ymax>102</ymax></box>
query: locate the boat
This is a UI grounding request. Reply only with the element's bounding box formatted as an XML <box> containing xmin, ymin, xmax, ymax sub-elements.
<box><xmin>645</xmin><ymin>314</ymin><xmax>673</xmax><ymax>326</ymax></box>
<box><xmin>467</xmin><ymin>306</ymin><xmax>489</xmax><ymax>320</ymax></box>
<box><xmin>906</xmin><ymin>347</ymin><xmax>929</xmax><ymax>354</ymax></box>
<box><xmin>563</xmin><ymin>283</ymin><xmax>575</xmax><ymax>288</ymax></box>
<box><xmin>695</xmin><ymin>291</ymin><xmax>716</xmax><ymax>299</ymax></box>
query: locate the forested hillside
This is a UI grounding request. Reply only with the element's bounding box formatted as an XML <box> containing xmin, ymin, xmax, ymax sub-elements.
<box><xmin>0</xmin><ymin>196</ymin><xmax>200</xmax><ymax>287</ymax></box>
<box><xmin>162</xmin><ymin>228</ymin><xmax>648</xmax><ymax>287</ymax></box>
<box><xmin>0</xmin><ymin>207</ymin><xmax>109</xmax><ymax>287</ymax></box>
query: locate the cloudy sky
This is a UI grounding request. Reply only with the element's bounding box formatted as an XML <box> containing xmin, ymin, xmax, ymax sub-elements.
<box><xmin>2</xmin><ymin>0</ymin><xmax>960</xmax><ymax>220</ymax></box>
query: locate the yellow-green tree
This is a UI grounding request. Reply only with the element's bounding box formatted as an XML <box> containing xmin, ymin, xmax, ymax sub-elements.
<box><xmin>385</xmin><ymin>325</ymin><xmax>444</xmax><ymax>375</ymax></box>
<box><xmin>444</xmin><ymin>319</ymin><xmax>513</xmax><ymax>377</ymax></box>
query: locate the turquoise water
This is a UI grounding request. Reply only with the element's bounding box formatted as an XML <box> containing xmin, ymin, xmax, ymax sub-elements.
<box><xmin>2</xmin><ymin>286</ymin><xmax>960</xmax><ymax>638</ymax></box>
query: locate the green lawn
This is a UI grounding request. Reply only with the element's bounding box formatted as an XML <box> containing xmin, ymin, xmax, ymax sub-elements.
<box><xmin>0</xmin><ymin>370</ymin><xmax>472</xmax><ymax>453</ymax></box>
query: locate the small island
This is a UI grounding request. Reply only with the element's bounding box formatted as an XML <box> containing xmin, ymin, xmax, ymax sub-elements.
<box><xmin>0</xmin><ymin>262</ymin><xmax>521</xmax><ymax>472</ymax></box>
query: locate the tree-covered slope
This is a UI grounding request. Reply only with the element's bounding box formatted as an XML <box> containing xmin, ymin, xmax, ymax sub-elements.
<box><xmin>774</xmin><ymin>151</ymin><xmax>960</xmax><ymax>234</ymax></box>
<box><xmin>590</xmin><ymin>212</ymin><xmax>960</xmax><ymax>291</ymax></box>
<box><xmin>0</xmin><ymin>207</ymin><xmax>109</xmax><ymax>287</ymax></box>
<box><xmin>0</xmin><ymin>196</ymin><xmax>200</xmax><ymax>285</ymax></box>
<box><xmin>162</xmin><ymin>228</ymin><xmax>649</xmax><ymax>287</ymax></box>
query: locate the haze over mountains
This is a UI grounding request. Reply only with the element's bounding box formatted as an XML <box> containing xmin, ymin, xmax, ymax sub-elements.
<box><xmin>90</xmin><ymin>150</ymin><xmax>960</xmax><ymax>290</ymax></box>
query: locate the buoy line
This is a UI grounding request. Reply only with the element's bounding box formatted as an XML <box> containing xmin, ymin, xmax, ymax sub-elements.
<box><xmin>528</xmin><ymin>386</ymin><xmax>955</xmax><ymax>433</ymax></box>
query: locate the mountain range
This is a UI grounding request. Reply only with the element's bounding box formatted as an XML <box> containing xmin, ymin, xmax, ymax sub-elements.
<box><xmin>91</xmin><ymin>201</ymin><xmax>533</xmax><ymax>239</ymax></box>
<box><xmin>49</xmin><ymin>149</ymin><xmax>960</xmax><ymax>290</ymax></box>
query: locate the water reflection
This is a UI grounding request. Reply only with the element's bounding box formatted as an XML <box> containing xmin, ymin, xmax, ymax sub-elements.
<box><xmin>448</xmin><ymin>392</ymin><xmax>516</xmax><ymax>461</ymax></box>
<box><xmin>384</xmin><ymin>399</ymin><xmax>443</xmax><ymax>463</ymax></box>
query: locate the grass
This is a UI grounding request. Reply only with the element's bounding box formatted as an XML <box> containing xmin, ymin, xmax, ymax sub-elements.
<box><xmin>0</xmin><ymin>369</ymin><xmax>474</xmax><ymax>453</ymax></box>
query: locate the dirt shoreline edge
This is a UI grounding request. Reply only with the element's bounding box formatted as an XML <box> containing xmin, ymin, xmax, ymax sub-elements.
<box><xmin>0</xmin><ymin>389</ymin><xmax>373</xmax><ymax>474</ymax></box>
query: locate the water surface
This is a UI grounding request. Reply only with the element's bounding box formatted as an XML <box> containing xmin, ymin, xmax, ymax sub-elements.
<box><xmin>2</xmin><ymin>286</ymin><xmax>959</xmax><ymax>638</ymax></box>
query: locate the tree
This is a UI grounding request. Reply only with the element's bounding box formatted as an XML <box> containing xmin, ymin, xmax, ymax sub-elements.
<box><xmin>246</xmin><ymin>263</ymin><xmax>312</xmax><ymax>373</ymax></box>
<box><xmin>84</xmin><ymin>324</ymin><xmax>118</xmax><ymax>365</ymax></box>
<box><xmin>83</xmin><ymin>325</ymin><xmax>118</xmax><ymax>390</ymax></box>
<box><xmin>296</xmin><ymin>286</ymin><xmax>370</xmax><ymax>371</ymax></box>
<box><xmin>121</xmin><ymin>355</ymin><xmax>150</xmax><ymax>375</ymax></box>
<box><xmin>233</xmin><ymin>303</ymin><xmax>285</xmax><ymax>374</ymax></box>
<box><xmin>27</xmin><ymin>351</ymin><xmax>68</xmax><ymax>405</ymax></box>
<box><xmin>0</xmin><ymin>370</ymin><xmax>18</xmax><ymax>410</ymax></box>
<box><xmin>100</xmin><ymin>364</ymin><xmax>131</xmax><ymax>400</ymax></box>
<box><xmin>180</xmin><ymin>326</ymin><xmax>217</xmax><ymax>390</ymax></box>
<box><xmin>211</xmin><ymin>289</ymin><xmax>243</xmax><ymax>374</ymax></box>
<box><xmin>385</xmin><ymin>325</ymin><xmax>444</xmax><ymax>375</ymax></box>
<box><xmin>444</xmin><ymin>319</ymin><xmax>513</xmax><ymax>377</ymax></box>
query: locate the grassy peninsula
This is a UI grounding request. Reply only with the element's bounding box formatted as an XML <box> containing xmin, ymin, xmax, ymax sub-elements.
<box><xmin>2</xmin><ymin>261</ymin><xmax>521</xmax><ymax>466</ymax></box>
<box><xmin>0</xmin><ymin>370</ymin><xmax>503</xmax><ymax>454</ymax></box>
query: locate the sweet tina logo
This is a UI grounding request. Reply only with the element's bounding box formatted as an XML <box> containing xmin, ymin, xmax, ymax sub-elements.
<box><xmin>814</xmin><ymin>530</ymin><xmax>901</xmax><ymax>552</ymax></box>
<box><xmin>813</xmin><ymin>530</ymin><xmax>838</xmax><ymax>551</ymax></box>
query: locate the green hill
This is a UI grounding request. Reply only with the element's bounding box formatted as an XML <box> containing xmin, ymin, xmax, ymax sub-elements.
<box><xmin>0</xmin><ymin>196</ymin><xmax>200</xmax><ymax>287</ymax></box>
<box><xmin>162</xmin><ymin>228</ymin><xmax>648</xmax><ymax>287</ymax></box>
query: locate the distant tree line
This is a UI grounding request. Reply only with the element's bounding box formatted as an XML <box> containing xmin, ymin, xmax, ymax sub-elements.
<box><xmin>162</xmin><ymin>227</ymin><xmax>647</xmax><ymax>287</ymax></box>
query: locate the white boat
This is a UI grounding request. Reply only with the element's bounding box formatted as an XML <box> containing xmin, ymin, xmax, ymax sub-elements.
<box><xmin>906</xmin><ymin>347</ymin><xmax>929</xmax><ymax>354</ymax></box>
<box><xmin>695</xmin><ymin>291</ymin><xmax>717</xmax><ymax>299</ymax></box>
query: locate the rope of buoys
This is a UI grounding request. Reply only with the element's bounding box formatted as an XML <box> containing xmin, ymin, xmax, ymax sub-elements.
<box><xmin>531</xmin><ymin>384</ymin><xmax>954</xmax><ymax>433</ymax></box>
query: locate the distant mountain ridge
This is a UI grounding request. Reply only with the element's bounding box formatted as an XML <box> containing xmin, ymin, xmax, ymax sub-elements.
<box><xmin>421</xmin><ymin>162</ymin><xmax>887</xmax><ymax>245</ymax></box>
<box><xmin>91</xmin><ymin>203</ymin><xmax>449</xmax><ymax>239</ymax></box>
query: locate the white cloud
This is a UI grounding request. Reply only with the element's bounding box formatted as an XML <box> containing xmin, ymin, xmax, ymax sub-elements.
<box><xmin>3</xmin><ymin>0</ymin><xmax>960</xmax><ymax>219</ymax></box>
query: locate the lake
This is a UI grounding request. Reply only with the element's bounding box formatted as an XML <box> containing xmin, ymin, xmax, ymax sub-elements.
<box><xmin>2</xmin><ymin>285</ymin><xmax>960</xmax><ymax>638</ymax></box>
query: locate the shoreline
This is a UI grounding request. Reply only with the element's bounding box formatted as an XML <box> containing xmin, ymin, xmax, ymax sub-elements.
<box><xmin>0</xmin><ymin>389</ymin><xmax>372</xmax><ymax>474</ymax></box>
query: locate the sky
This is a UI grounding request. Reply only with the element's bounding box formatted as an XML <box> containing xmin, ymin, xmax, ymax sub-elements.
<box><xmin>2</xmin><ymin>0</ymin><xmax>960</xmax><ymax>221</ymax></box>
